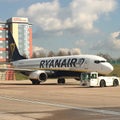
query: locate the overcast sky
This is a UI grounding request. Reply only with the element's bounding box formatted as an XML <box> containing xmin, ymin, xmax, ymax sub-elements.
<box><xmin>0</xmin><ymin>0</ymin><xmax>120</xmax><ymax>58</ymax></box>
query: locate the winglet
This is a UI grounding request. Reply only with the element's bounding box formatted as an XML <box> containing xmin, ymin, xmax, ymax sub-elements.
<box><xmin>8</xmin><ymin>31</ymin><xmax>26</xmax><ymax>61</ymax></box>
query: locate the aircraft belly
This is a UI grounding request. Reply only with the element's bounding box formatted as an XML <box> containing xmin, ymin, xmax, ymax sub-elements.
<box><xmin>48</xmin><ymin>70</ymin><xmax>81</xmax><ymax>78</ymax></box>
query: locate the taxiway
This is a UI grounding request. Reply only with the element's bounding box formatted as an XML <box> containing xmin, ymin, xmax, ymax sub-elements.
<box><xmin>0</xmin><ymin>79</ymin><xmax>120</xmax><ymax>120</ymax></box>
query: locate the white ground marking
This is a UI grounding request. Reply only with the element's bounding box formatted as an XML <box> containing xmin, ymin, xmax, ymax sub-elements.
<box><xmin>0</xmin><ymin>95</ymin><xmax>120</xmax><ymax>116</ymax></box>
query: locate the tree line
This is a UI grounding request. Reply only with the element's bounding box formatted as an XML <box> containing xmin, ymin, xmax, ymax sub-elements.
<box><xmin>32</xmin><ymin>48</ymin><xmax>81</xmax><ymax>58</ymax></box>
<box><xmin>32</xmin><ymin>50</ymin><xmax>120</xmax><ymax>64</ymax></box>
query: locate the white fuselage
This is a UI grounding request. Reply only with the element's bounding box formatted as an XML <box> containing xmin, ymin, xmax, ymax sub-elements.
<box><xmin>12</xmin><ymin>55</ymin><xmax>113</xmax><ymax>75</ymax></box>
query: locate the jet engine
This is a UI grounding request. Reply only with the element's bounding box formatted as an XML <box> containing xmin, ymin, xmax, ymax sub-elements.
<box><xmin>29</xmin><ymin>70</ymin><xmax>47</xmax><ymax>82</ymax></box>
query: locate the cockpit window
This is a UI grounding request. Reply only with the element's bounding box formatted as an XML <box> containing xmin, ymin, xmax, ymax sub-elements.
<box><xmin>100</xmin><ymin>60</ymin><xmax>106</xmax><ymax>63</ymax></box>
<box><xmin>94</xmin><ymin>60</ymin><xmax>106</xmax><ymax>64</ymax></box>
<box><xmin>94</xmin><ymin>60</ymin><xmax>100</xmax><ymax>64</ymax></box>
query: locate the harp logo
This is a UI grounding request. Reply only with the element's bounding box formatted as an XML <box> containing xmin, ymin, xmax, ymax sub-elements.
<box><xmin>10</xmin><ymin>43</ymin><xmax>15</xmax><ymax>56</ymax></box>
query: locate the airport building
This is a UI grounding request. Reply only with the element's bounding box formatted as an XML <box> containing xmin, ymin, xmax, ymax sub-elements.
<box><xmin>0</xmin><ymin>17</ymin><xmax>32</xmax><ymax>80</ymax></box>
<box><xmin>0</xmin><ymin>17</ymin><xmax>32</xmax><ymax>62</ymax></box>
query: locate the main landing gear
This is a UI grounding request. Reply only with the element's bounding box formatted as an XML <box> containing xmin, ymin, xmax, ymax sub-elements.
<box><xmin>31</xmin><ymin>80</ymin><xmax>40</xmax><ymax>85</ymax></box>
<box><xmin>31</xmin><ymin>78</ymin><xmax>66</xmax><ymax>85</ymax></box>
<box><xmin>57</xmin><ymin>78</ymin><xmax>65</xmax><ymax>84</ymax></box>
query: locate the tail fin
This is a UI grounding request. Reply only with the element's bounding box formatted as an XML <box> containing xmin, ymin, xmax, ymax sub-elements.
<box><xmin>8</xmin><ymin>31</ymin><xmax>26</xmax><ymax>61</ymax></box>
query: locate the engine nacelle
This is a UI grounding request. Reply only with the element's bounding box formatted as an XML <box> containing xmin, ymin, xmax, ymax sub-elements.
<box><xmin>29</xmin><ymin>70</ymin><xmax>47</xmax><ymax>82</ymax></box>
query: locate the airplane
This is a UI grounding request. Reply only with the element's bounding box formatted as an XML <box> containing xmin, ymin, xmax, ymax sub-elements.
<box><xmin>7</xmin><ymin>32</ymin><xmax>113</xmax><ymax>85</ymax></box>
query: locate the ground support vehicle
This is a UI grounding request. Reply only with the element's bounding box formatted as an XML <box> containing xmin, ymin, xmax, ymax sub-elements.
<box><xmin>80</xmin><ymin>72</ymin><xmax>120</xmax><ymax>87</ymax></box>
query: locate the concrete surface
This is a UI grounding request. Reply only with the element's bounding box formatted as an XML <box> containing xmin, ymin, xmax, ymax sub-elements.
<box><xmin>0</xmin><ymin>79</ymin><xmax>120</xmax><ymax>120</ymax></box>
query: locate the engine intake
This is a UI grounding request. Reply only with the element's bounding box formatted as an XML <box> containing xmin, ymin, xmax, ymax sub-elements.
<box><xmin>39</xmin><ymin>72</ymin><xmax>47</xmax><ymax>81</ymax></box>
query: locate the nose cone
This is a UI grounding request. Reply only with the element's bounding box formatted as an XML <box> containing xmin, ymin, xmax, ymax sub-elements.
<box><xmin>104</xmin><ymin>63</ymin><xmax>114</xmax><ymax>75</ymax></box>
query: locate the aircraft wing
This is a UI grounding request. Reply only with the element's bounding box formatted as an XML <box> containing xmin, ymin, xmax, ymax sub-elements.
<box><xmin>0</xmin><ymin>67</ymin><xmax>33</xmax><ymax>72</ymax></box>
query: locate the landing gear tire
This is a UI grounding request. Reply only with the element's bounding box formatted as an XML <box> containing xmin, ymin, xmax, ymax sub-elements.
<box><xmin>58</xmin><ymin>78</ymin><xmax>65</xmax><ymax>84</ymax></box>
<box><xmin>113</xmin><ymin>79</ymin><xmax>119</xmax><ymax>87</ymax></box>
<box><xmin>31</xmin><ymin>80</ymin><xmax>40</xmax><ymax>85</ymax></box>
<box><xmin>100</xmin><ymin>80</ymin><xmax>106</xmax><ymax>87</ymax></box>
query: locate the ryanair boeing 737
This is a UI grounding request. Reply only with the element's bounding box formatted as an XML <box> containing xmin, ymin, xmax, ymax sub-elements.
<box><xmin>8</xmin><ymin>32</ymin><xmax>113</xmax><ymax>85</ymax></box>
